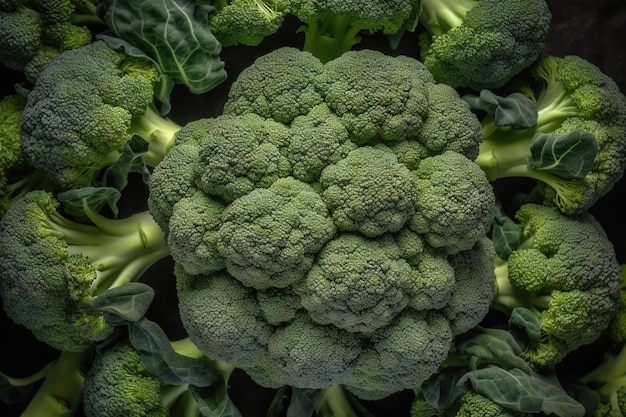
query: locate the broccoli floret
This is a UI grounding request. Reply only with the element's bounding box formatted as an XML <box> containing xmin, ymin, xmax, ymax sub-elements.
<box><xmin>606</xmin><ymin>265</ymin><xmax>626</xmax><ymax>345</ymax></box>
<box><xmin>0</xmin><ymin>0</ymin><xmax>99</xmax><ymax>82</ymax></box>
<box><xmin>286</xmin><ymin>0</ymin><xmax>421</xmax><ymax>63</ymax></box>
<box><xmin>151</xmin><ymin>47</ymin><xmax>497</xmax><ymax>399</ymax></box>
<box><xmin>0</xmin><ymin>190</ymin><xmax>169</xmax><ymax>352</ymax></box>
<box><xmin>582</xmin><ymin>344</ymin><xmax>626</xmax><ymax>417</ymax></box>
<box><xmin>0</xmin><ymin>93</ymin><xmax>52</xmax><ymax>217</ymax></box>
<box><xmin>474</xmin><ymin>56</ymin><xmax>626</xmax><ymax>214</ymax></box>
<box><xmin>20</xmin><ymin>40</ymin><xmax>182</xmax><ymax>191</ymax></box>
<box><xmin>452</xmin><ymin>392</ymin><xmax>532</xmax><ymax>417</ymax></box>
<box><xmin>207</xmin><ymin>0</ymin><xmax>288</xmax><ymax>46</ymax></box>
<box><xmin>491</xmin><ymin>203</ymin><xmax>622</xmax><ymax>369</ymax></box>
<box><xmin>418</xmin><ymin>0</ymin><xmax>551</xmax><ymax>90</ymax></box>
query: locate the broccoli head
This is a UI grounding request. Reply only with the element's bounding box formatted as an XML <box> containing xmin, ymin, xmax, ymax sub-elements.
<box><xmin>474</xmin><ymin>56</ymin><xmax>626</xmax><ymax>214</ymax></box>
<box><xmin>20</xmin><ymin>40</ymin><xmax>181</xmax><ymax>191</ymax></box>
<box><xmin>491</xmin><ymin>203</ymin><xmax>622</xmax><ymax>369</ymax></box>
<box><xmin>287</xmin><ymin>0</ymin><xmax>421</xmax><ymax>63</ymax></box>
<box><xmin>0</xmin><ymin>190</ymin><xmax>169</xmax><ymax>352</ymax></box>
<box><xmin>0</xmin><ymin>0</ymin><xmax>97</xmax><ymax>82</ymax></box>
<box><xmin>418</xmin><ymin>0</ymin><xmax>551</xmax><ymax>90</ymax></box>
<box><xmin>150</xmin><ymin>47</ymin><xmax>497</xmax><ymax>399</ymax></box>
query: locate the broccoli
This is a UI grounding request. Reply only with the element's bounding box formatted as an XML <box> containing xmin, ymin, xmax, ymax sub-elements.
<box><xmin>150</xmin><ymin>46</ymin><xmax>498</xmax><ymax>399</ymax></box>
<box><xmin>0</xmin><ymin>0</ymin><xmax>100</xmax><ymax>83</ymax></box>
<box><xmin>473</xmin><ymin>55</ymin><xmax>626</xmax><ymax>214</ymax></box>
<box><xmin>417</xmin><ymin>0</ymin><xmax>551</xmax><ymax>90</ymax></box>
<box><xmin>286</xmin><ymin>0</ymin><xmax>421</xmax><ymax>63</ymax></box>
<box><xmin>0</xmin><ymin>92</ymin><xmax>52</xmax><ymax>217</ymax></box>
<box><xmin>606</xmin><ymin>265</ymin><xmax>626</xmax><ymax>346</ymax></box>
<box><xmin>0</xmin><ymin>190</ymin><xmax>169</xmax><ymax>352</ymax></box>
<box><xmin>19</xmin><ymin>40</ymin><xmax>182</xmax><ymax>192</ymax></box>
<box><xmin>581</xmin><ymin>343</ymin><xmax>626</xmax><ymax>417</ymax></box>
<box><xmin>490</xmin><ymin>203</ymin><xmax>622</xmax><ymax>369</ymax></box>
<box><xmin>82</xmin><ymin>338</ymin><xmax>235</xmax><ymax>417</ymax></box>
<box><xmin>203</xmin><ymin>0</ymin><xmax>288</xmax><ymax>47</ymax></box>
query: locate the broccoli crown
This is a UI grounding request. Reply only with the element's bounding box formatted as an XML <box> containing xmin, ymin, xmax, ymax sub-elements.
<box><xmin>286</xmin><ymin>0</ymin><xmax>420</xmax><ymax>62</ymax></box>
<box><xmin>0</xmin><ymin>0</ymin><xmax>93</xmax><ymax>82</ymax></box>
<box><xmin>209</xmin><ymin>0</ymin><xmax>288</xmax><ymax>47</ymax></box>
<box><xmin>492</xmin><ymin>203</ymin><xmax>622</xmax><ymax>369</ymax></box>
<box><xmin>418</xmin><ymin>0</ymin><xmax>551</xmax><ymax>90</ymax></box>
<box><xmin>19</xmin><ymin>40</ymin><xmax>172</xmax><ymax>191</ymax></box>
<box><xmin>0</xmin><ymin>190</ymin><xmax>168</xmax><ymax>352</ymax></box>
<box><xmin>150</xmin><ymin>47</ymin><xmax>497</xmax><ymax>399</ymax></box>
<box><xmin>83</xmin><ymin>342</ymin><xmax>168</xmax><ymax>417</ymax></box>
<box><xmin>476</xmin><ymin>56</ymin><xmax>626</xmax><ymax>215</ymax></box>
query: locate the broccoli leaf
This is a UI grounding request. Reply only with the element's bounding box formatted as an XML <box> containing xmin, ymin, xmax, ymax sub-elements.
<box><xmin>191</xmin><ymin>383</ymin><xmax>243</xmax><ymax>417</ymax></box>
<box><xmin>102</xmin><ymin>135</ymin><xmax>151</xmax><ymax>191</ymax></box>
<box><xmin>0</xmin><ymin>371</ymin><xmax>41</xmax><ymax>405</ymax></box>
<box><xmin>463</xmin><ymin>90</ymin><xmax>538</xmax><ymax>129</ymax></box>
<box><xmin>508</xmin><ymin>307</ymin><xmax>542</xmax><ymax>350</ymax></box>
<box><xmin>492</xmin><ymin>204</ymin><xmax>521</xmax><ymax>260</ymax></box>
<box><xmin>528</xmin><ymin>130</ymin><xmax>598</xmax><ymax>179</ymax></box>
<box><xmin>83</xmin><ymin>282</ymin><xmax>155</xmax><ymax>324</ymax></box>
<box><xmin>96</xmin><ymin>0</ymin><xmax>226</xmax><ymax>110</ymax></box>
<box><xmin>287</xmin><ymin>387</ymin><xmax>319</xmax><ymax>417</ymax></box>
<box><xmin>58</xmin><ymin>187</ymin><xmax>121</xmax><ymax>221</ymax></box>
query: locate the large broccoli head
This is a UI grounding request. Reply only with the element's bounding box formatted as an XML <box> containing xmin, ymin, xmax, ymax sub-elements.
<box><xmin>149</xmin><ymin>47</ymin><xmax>497</xmax><ymax>399</ymax></box>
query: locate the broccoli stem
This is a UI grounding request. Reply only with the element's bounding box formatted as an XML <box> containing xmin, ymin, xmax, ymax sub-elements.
<box><xmin>130</xmin><ymin>104</ymin><xmax>182</xmax><ymax>167</ymax></box>
<box><xmin>314</xmin><ymin>384</ymin><xmax>366</xmax><ymax>417</ymax></box>
<box><xmin>491</xmin><ymin>258</ymin><xmax>552</xmax><ymax>317</ymax></box>
<box><xmin>5</xmin><ymin>168</ymin><xmax>53</xmax><ymax>206</ymax></box>
<box><xmin>582</xmin><ymin>344</ymin><xmax>626</xmax><ymax>410</ymax></box>
<box><xmin>68</xmin><ymin>0</ymin><xmax>105</xmax><ymax>26</ymax></box>
<box><xmin>43</xmin><ymin>203</ymin><xmax>168</xmax><ymax>294</ymax></box>
<box><xmin>418</xmin><ymin>0</ymin><xmax>479</xmax><ymax>36</ymax></box>
<box><xmin>19</xmin><ymin>350</ymin><xmax>88</xmax><ymax>417</ymax></box>
<box><xmin>301</xmin><ymin>14</ymin><xmax>364</xmax><ymax>63</ymax></box>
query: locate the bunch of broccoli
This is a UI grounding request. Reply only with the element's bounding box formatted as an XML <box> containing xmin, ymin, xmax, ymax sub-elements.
<box><xmin>1</xmin><ymin>0</ymin><xmax>626</xmax><ymax>416</ymax></box>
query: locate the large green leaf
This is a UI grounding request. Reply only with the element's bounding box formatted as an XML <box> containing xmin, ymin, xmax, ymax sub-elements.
<box><xmin>528</xmin><ymin>130</ymin><xmax>598</xmax><ymax>179</ymax></box>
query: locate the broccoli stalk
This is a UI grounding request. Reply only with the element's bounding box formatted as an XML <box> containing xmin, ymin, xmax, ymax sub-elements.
<box><xmin>299</xmin><ymin>13</ymin><xmax>364</xmax><ymax>64</ymax></box>
<box><xmin>6</xmin><ymin>350</ymin><xmax>89</xmax><ymax>417</ymax></box>
<box><xmin>128</xmin><ymin>104</ymin><xmax>182</xmax><ymax>168</ymax></box>
<box><xmin>418</xmin><ymin>0</ymin><xmax>479</xmax><ymax>37</ymax></box>
<box><xmin>581</xmin><ymin>343</ymin><xmax>626</xmax><ymax>416</ymax></box>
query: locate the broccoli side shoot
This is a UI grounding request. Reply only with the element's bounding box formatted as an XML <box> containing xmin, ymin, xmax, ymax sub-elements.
<box><xmin>0</xmin><ymin>93</ymin><xmax>52</xmax><ymax>218</ymax></box>
<box><xmin>287</xmin><ymin>0</ymin><xmax>420</xmax><ymax>63</ymax></box>
<box><xmin>0</xmin><ymin>0</ymin><xmax>100</xmax><ymax>82</ymax></box>
<box><xmin>20</xmin><ymin>40</ymin><xmax>182</xmax><ymax>191</ymax></box>
<box><xmin>418</xmin><ymin>0</ymin><xmax>551</xmax><ymax>90</ymax></box>
<box><xmin>206</xmin><ymin>0</ymin><xmax>288</xmax><ymax>47</ymax></box>
<box><xmin>582</xmin><ymin>343</ymin><xmax>626</xmax><ymax>417</ymax></box>
<box><xmin>474</xmin><ymin>56</ymin><xmax>626</xmax><ymax>214</ymax></box>
<box><xmin>491</xmin><ymin>203</ymin><xmax>622</xmax><ymax>369</ymax></box>
<box><xmin>0</xmin><ymin>190</ymin><xmax>169</xmax><ymax>352</ymax></box>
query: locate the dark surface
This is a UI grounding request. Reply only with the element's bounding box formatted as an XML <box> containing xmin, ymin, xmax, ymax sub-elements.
<box><xmin>1</xmin><ymin>1</ymin><xmax>625</xmax><ymax>416</ymax></box>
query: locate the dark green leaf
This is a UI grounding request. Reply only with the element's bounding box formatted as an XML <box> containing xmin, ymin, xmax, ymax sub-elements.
<box><xmin>286</xmin><ymin>387</ymin><xmax>319</xmax><ymax>417</ymax></box>
<box><xmin>102</xmin><ymin>134</ymin><xmax>151</xmax><ymax>191</ymax></box>
<box><xmin>528</xmin><ymin>130</ymin><xmax>598</xmax><ymax>179</ymax></box>
<box><xmin>457</xmin><ymin>328</ymin><xmax>532</xmax><ymax>373</ymax></box>
<box><xmin>266</xmin><ymin>386</ymin><xmax>290</xmax><ymax>417</ymax></box>
<box><xmin>128</xmin><ymin>317</ymin><xmax>221</xmax><ymax>387</ymax></box>
<box><xmin>97</xmin><ymin>0</ymin><xmax>226</xmax><ymax>107</ymax></box>
<box><xmin>421</xmin><ymin>366</ymin><xmax>472</xmax><ymax>410</ymax></box>
<box><xmin>83</xmin><ymin>282</ymin><xmax>155</xmax><ymax>325</ymax></box>
<box><xmin>463</xmin><ymin>90</ymin><xmax>538</xmax><ymax>129</ymax></box>
<box><xmin>462</xmin><ymin>368</ymin><xmax>586</xmax><ymax>417</ymax></box>
<box><xmin>58</xmin><ymin>187</ymin><xmax>121</xmax><ymax>221</ymax></box>
<box><xmin>0</xmin><ymin>372</ymin><xmax>41</xmax><ymax>404</ymax></box>
<box><xmin>508</xmin><ymin>307</ymin><xmax>542</xmax><ymax>349</ymax></box>
<box><xmin>191</xmin><ymin>383</ymin><xmax>242</xmax><ymax>417</ymax></box>
<box><xmin>492</xmin><ymin>204</ymin><xmax>520</xmax><ymax>260</ymax></box>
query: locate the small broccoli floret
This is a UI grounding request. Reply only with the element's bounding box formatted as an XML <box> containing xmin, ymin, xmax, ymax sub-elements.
<box><xmin>207</xmin><ymin>0</ymin><xmax>288</xmax><ymax>46</ymax></box>
<box><xmin>418</xmin><ymin>0</ymin><xmax>551</xmax><ymax>90</ymax></box>
<box><xmin>0</xmin><ymin>93</ymin><xmax>52</xmax><ymax>217</ymax></box>
<box><xmin>287</xmin><ymin>0</ymin><xmax>420</xmax><ymax>63</ymax></box>
<box><xmin>606</xmin><ymin>265</ymin><xmax>626</xmax><ymax>345</ymax></box>
<box><xmin>582</xmin><ymin>344</ymin><xmax>626</xmax><ymax>417</ymax></box>
<box><xmin>20</xmin><ymin>40</ymin><xmax>181</xmax><ymax>191</ymax></box>
<box><xmin>491</xmin><ymin>203</ymin><xmax>622</xmax><ymax>369</ymax></box>
<box><xmin>453</xmin><ymin>392</ymin><xmax>532</xmax><ymax>417</ymax></box>
<box><xmin>0</xmin><ymin>190</ymin><xmax>169</xmax><ymax>352</ymax></box>
<box><xmin>0</xmin><ymin>0</ymin><xmax>98</xmax><ymax>82</ymax></box>
<box><xmin>154</xmin><ymin>47</ymin><xmax>497</xmax><ymax>399</ymax></box>
<box><xmin>474</xmin><ymin>56</ymin><xmax>626</xmax><ymax>214</ymax></box>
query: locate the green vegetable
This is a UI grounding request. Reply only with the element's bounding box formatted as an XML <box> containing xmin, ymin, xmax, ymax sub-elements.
<box><xmin>96</xmin><ymin>0</ymin><xmax>227</xmax><ymax>110</ymax></box>
<box><xmin>582</xmin><ymin>343</ymin><xmax>626</xmax><ymax>417</ymax></box>
<box><xmin>490</xmin><ymin>203</ymin><xmax>622</xmax><ymax>369</ymax></box>
<box><xmin>0</xmin><ymin>92</ymin><xmax>52</xmax><ymax>217</ymax></box>
<box><xmin>418</xmin><ymin>0</ymin><xmax>552</xmax><ymax>90</ymax></box>
<box><xmin>0</xmin><ymin>0</ymin><xmax>99</xmax><ymax>82</ymax></box>
<box><xmin>286</xmin><ymin>0</ymin><xmax>421</xmax><ymax>63</ymax></box>
<box><xmin>20</xmin><ymin>40</ymin><xmax>182</xmax><ymax>191</ymax></box>
<box><xmin>206</xmin><ymin>0</ymin><xmax>288</xmax><ymax>47</ymax></box>
<box><xmin>0</xmin><ymin>190</ymin><xmax>169</xmax><ymax>352</ymax></box>
<box><xmin>149</xmin><ymin>46</ymin><xmax>498</xmax><ymax>400</ymax></box>
<box><xmin>473</xmin><ymin>55</ymin><xmax>626</xmax><ymax>214</ymax></box>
